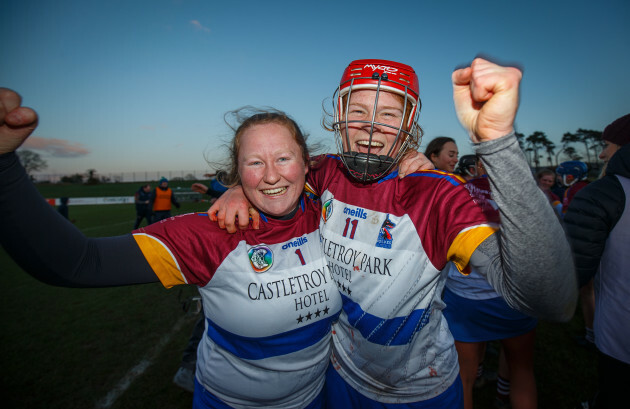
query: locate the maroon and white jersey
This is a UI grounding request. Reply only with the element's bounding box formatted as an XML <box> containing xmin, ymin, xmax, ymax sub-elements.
<box><xmin>307</xmin><ymin>155</ymin><xmax>496</xmax><ymax>403</ymax></box>
<box><xmin>133</xmin><ymin>196</ymin><xmax>342</xmax><ymax>408</ymax></box>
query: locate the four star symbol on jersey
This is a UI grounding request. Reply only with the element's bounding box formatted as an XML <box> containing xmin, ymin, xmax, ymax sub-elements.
<box><xmin>296</xmin><ymin>304</ymin><xmax>333</xmax><ymax>324</ymax></box>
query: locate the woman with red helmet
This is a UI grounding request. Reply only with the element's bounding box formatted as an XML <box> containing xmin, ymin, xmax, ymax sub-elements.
<box><xmin>211</xmin><ymin>57</ymin><xmax>577</xmax><ymax>408</ymax></box>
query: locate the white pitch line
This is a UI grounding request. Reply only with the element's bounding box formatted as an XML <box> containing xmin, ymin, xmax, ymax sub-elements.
<box><xmin>94</xmin><ymin>315</ymin><xmax>193</xmax><ymax>409</ymax></box>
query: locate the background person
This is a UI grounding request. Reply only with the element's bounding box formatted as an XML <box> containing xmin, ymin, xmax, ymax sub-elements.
<box><xmin>424</xmin><ymin>136</ymin><xmax>459</xmax><ymax>172</ymax></box>
<box><xmin>0</xmin><ymin>93</ymin><xmax>342</xmax><ymax>409</ymax></box>
<box><xmin>151</xmin><ymin>177</ymin><xmax>180</xmax><ymax>222</ymax></box>
<box><xmin>444</xmin><ymin>154</ymin><xmax>538</xmax><ymax>409</ymax></box>
<box><xmin>556</xmin><ymin>160</ymin><xmax>589</xmax><ymax>216</ymax></box>
<box><xmin>191</xmin><ymin>172</ymin><xmax>229</xmax><ymax>205</ymax></box>
<box><xmin>454</xmin><ymin>154</ymin><xmax>481</xmax><ymax>180</ymax></box>
<box><xmin>535</xmin><ymin>169</ymin><xmax>562</xmax><ymax>216</ymax></box>
<box><xmin>597</xmin><ymin>113</ymin><xmax>630</xmax><ymax>177</ymax></box>
<box><xmin>565</xmin><ymin>139</ymin><xmax>630</xmax><ymax>409</ymax></box>
<box><xmin>57</xmin><ymin>196</ymin><xmax>70</xmax><ymax>219</ymax></box>
<box><xmin>565</xmin><ymin>113</ymin><xmax>629</xmax><ymax>409</ymax></box>
<box><xmin>210</xmin><ymin>57</ymin><xmax>578</xmax><ymax>408</ymax></box>
<box><xmin>133</xmin><ymin>183</ymin><xmax>152</xmax><ymax>229</ymax></box>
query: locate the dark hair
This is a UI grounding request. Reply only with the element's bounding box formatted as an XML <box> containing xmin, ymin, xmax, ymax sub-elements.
<box><xmin>424</xmin><ymin>136</ymin><xmax>456</xmax><ymax>162</ymax></box>
<box><xmin>220</xmin><ymin>107</ymin><xmax>310</xmax><ymax>187</ymax></box>
<box><xmin>535</xmin><ymin>168</ymin><xmax>555</xmax><ymax>181</ymax></box>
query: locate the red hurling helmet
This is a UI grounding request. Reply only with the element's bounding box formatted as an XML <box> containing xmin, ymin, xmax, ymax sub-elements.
<box><xmin>332</xmin><ymin>59</ymin><xmax>422</xmax><ymax>182</ymax></box>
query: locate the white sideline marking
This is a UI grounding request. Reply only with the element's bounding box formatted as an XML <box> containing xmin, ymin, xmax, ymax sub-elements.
<box><xmin>94</xmin><ymin>315</ymin><xmax>192</xmax><ymax>409</ymax></box>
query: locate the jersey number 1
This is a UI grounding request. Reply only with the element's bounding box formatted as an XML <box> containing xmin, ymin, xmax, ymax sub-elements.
<box><xmin>295</xmin><ymin>249</ymin><xmax>306</xmax><ymax>265</ymax></box>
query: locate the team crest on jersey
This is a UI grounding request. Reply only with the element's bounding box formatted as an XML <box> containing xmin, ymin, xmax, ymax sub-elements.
<box><xmin>322</xmin><ymin>198</ymin><xmax>334</xmax><ymax>223</ymax></box>
<box><xmin>375</xmin><ymin>215</ymin><xmax>396</xmax><ymax>249</ymax></box>
<box><xmin>248</xmin><ymin>245</ymin><xmax>273</xmax><ymax>273</ymax></box>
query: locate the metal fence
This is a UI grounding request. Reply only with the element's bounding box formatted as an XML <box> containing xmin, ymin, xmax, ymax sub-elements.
<box><xmin>33</xmin><ymin>170</ymin><xmax>217</xmax><ymax>184</ymax></box>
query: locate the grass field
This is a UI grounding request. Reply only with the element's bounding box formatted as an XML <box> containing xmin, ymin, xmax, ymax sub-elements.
<box><xmin>0</xmin><ymin>186</ymin><xmax>598</xmax><ymax>408</ymax></box>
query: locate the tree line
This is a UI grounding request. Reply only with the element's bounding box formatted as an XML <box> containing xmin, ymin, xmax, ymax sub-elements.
<box><xmin>515</xmin><ymin>128</ymin><xmax>604</xmax><ymax>171</ymax></box>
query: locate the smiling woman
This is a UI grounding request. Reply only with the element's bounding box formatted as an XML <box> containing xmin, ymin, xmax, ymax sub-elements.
<box><xmin>0</xmin><ymin>91</ymin><xmax>342</xmax><ymax>409</ymax></box>
<box><xmin>218</xmin><ymin>111</ymin><xmax>311</xmax><ymax>218</ymax></box>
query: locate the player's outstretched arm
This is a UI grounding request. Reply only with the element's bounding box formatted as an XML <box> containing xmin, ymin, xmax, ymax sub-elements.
<box><xmin>451</xmin><ymin>62</ymin><xmax>578</xmax><ymax>321</ymax></box>
<box><xmin>452</xmin><ymin>58</ymin><xmax>521</xmax><ymax>143</ymax></box>
<box><xmin>0</xmin><ymin>88</ymin><xmax>39</xmax><ymax>154</ymax></box>
<box><xmin>191</xmin><ymin>183</ymin><xmax>209</xmax><ymax>194</ymax></box>
<box><xmin>0</xmin><ymin>88</ymin><xmax>157</xmax><ymax>287</ymax></box>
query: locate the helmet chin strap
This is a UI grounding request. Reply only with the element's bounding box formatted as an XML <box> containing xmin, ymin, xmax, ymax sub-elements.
<box><xmin>341</xmin><ymin>151</ymin><xmax>396</xmax><ymax>182</ymax></box>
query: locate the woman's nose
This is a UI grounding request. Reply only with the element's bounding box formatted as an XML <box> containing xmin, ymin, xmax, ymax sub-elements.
<box><xmin>263</xmin><ymin>164</ymin><xmax>281</xmax><ymax>184</ymax></box>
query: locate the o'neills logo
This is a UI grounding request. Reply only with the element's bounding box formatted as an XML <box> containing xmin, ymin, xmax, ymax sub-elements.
<box><xmin>364</xmin><ymin>64</ymin><xmax>398</xmax><ymax>75</ymax></box>
<box><xmin>282</xmin><ymin>236</ymin><xmax>308</xmax><ymax>249</ymax></box>
<box><xmin>248</xmin><ymin>245</ymin><xmax>273</xmax><ymax>273</ymax></box>
<box><xmin>343</xmin><ymin>206</ymin><xmax>368</xmax><ymax>219</ymax></box>
<box><xmin>322</xmin><ymin>199</ymin><xmax>334</xmax><ymax>223</ymax></box>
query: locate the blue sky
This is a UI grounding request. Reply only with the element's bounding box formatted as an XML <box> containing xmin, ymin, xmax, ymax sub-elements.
<box><xmin>2</xmin><ymin>0</ymin><xmax>629</xmax><ymax>176</ymax></box>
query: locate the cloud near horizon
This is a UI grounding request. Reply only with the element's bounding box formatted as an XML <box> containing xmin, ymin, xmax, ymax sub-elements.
<box><xmin>21</xmin><ymin>136</ymin><xmax>90</xmax><ymax>157</ymax></box>
<box><xmin>190</xmin><ymin>20</ymin><xmax>211</xmax><ymax>33</ymax></box>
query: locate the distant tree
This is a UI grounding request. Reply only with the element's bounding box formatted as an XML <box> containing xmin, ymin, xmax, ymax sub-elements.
<box><xmin>61</xmin><ymin>173</ymin><xmax>84</xmax><ymax>184</ymax></box>
<box><xmin>584</xmin><ymin>130</ymin><xmax>604</xmax><ymax>164</ymax></box>
<box><xmin>524</xmin><ymin>147</ymin><xmax>534</xmax><ymax>167</ymax></box>
<box><xmin>575</xmin><ymin>129</ymin><xmax>596</xmax><ymax>165</ymax></box>
<box><xmin>85</xmin><ymin>169</ymin><xmax>99</xmax><ymax>185</ymax></box>
<box><xmin>564</xmin><ymin>146</ymin><xmax>582</xmax><ymax>161</ymax></box>
<box><xmin>560</xmin><ymin>132</ymin><xmax>580</xmax><ymax>158</ymax></box>
<box><xmin>17</xmin><ymin>150</ymin><xmax>47</xmax><ymax>179</ymax></box>
<box><xmin>543</xmin><ymin>139</ymin><xmax>556</xmax><ymax>167</ymax></box>
<box><xmin>526</xmin><ymin>131</ymin><xmax>549</xmax><ymax>170</ymax></box>
<box><xmin>185</xmin><ymin>173</ymin><xmax>196</xmax><ymax>181</ymax></box>
<box><xmin>515</xmin><ymin>131</ymin><xmax>526</xmax><ymax>151</ymax></box>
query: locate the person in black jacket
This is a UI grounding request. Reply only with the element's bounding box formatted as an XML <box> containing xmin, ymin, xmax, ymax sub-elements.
<box><xmin>564</xmin><ymin>114</ymin><xmax>630</xmax><ymax>409</ymax></box>
<box><xmin>133</xmin><ymin>183</ymin><xmax>152</xmax><ymax>229</ymax></box>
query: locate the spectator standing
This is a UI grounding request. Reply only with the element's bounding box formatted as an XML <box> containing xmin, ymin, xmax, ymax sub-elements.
<box><xmin>57</xmin><ymin>197</ymin><xmax>69</xmax><ymax>219</ymax></box>
<box><xmin>557</xmin><ymin>160</ymin><xmax>589</xmax><ymax>216</ymax></box>
<box><xmin>556</xmin><ymin>161</ymin><xmax>594</xmax><ymax>349</ymax></box>
<box><xmin>151</xmin><ymin>177</ymin><xmax>180</xmax><ymax>222</ymax></box>
<box><xmin>133</xmin><ymin>183</ymin><xmax>152</xmax><ymax>229</ymax></box>
<box><xmin>564</xmin><ymin>115</ymin><xmax>630</xmax><ymax>409</ymax></box>
<box><xmin>598</xmin><ymin>114</ymin><xmax>629</xmax><ymax>177</ymax></box>
<box><xmin>536</xmin><ymin>169</ymin><xmax>562</xmax><ymax>216</ymax></box>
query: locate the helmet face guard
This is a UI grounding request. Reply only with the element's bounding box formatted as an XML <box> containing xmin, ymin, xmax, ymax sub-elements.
<box><xmin>456</xmin><ymin>155</ymin><xmax>479</xmax><ymax>178</ymax></box>
<box><xmin>556</xmin><ymin>160</ymin><xmax>588</xmax><ymax>186</ymax></box>
<box><xmin>332</xmin><ymin>59</ymin><xmax>421</xmax><ymax>182</ymax></box>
